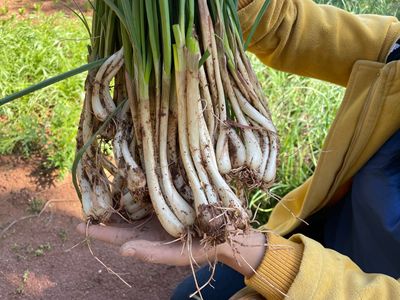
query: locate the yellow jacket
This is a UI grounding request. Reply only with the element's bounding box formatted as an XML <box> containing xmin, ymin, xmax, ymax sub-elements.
<box><xmin>237</xmin><ymin>0</ymin><xmax>400</xmax><ymax>299</ymax></box>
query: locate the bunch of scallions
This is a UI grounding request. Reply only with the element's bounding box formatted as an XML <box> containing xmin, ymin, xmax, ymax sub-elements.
<box><xmin>74</xmin><ymin>0</ymin><xmax>277</xmax><ymax>241</ymax></box>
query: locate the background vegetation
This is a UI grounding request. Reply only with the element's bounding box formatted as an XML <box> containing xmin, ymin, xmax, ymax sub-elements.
<box><xmin>0</xmin><ymin>12</ymin><xmax>87</xmax><ymax>174</ymax></box>
<box><xmin>0</xmin><ymin>1</ymin><xmax>398</xmax><ymax>220</ymax></box>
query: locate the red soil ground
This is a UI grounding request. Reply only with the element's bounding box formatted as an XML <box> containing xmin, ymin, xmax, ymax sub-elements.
<box><xmin>0</xmin><ymin>155</ymin><xmax>190</xmax><ymax>299</ymax></box>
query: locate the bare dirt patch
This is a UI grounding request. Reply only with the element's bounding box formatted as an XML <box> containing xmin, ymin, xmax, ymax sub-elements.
<box><xmin>0</xmin><ymin>156</ymin><xmax>189</xmax><ymax>299</ymax></box>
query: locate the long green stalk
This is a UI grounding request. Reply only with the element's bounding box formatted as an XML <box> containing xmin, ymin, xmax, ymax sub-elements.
<box><xmin>0</xmin><ymin>59</ymin><xmax>106</xmax><ymax>107</ymax></box>
<box><xmin>244</xmin><ymin>0</ymin><xmax>271</xmax><ymax>50</ymax></box>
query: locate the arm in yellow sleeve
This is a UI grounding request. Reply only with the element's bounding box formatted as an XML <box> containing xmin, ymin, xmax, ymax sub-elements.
<box><xmin>245</xmin><ymin>233</ymin><xmax>400</xmax><ymax>299</ymax></box>
<box><xmin>238</xmin><ymin>0</ymin><xmax>400</xmax><ymax>86</ymax></box>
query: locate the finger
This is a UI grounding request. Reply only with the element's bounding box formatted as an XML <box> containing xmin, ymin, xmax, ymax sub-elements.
<box><xmin>120</xmin><ymin>240</ymin><xmax>209</xmax><ymax>267</ymax></box>
<box><xmin>76</xmin><ymin>223</ymin><xmax>138</xmax><ymax>245</ymax></box>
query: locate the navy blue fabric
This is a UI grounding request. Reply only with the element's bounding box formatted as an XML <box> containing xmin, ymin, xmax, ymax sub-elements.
<box><xmin>171</xmin><ymin>263</ymin><xmax>245</xmax><ymax>300</ymax></box>
<box><xmin>387</xmin><ymin>39</ymin><xmax>400</xmax><ymax>63</ymax></box>
<box><xmin>324</xmin><ymin>130</ymin><xmax>400</xmax><ymax>277</ymax></box>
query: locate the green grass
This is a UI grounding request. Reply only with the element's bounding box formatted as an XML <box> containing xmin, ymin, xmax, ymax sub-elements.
<box><xmin>0</xmin><ymin>13</ymin><xmax>87</xmax><ymax>174</ymax></box>
<box><xmin>320</xmin><ymin>0</ymin><xmax>399</xmax><ymax>18</ymax></box>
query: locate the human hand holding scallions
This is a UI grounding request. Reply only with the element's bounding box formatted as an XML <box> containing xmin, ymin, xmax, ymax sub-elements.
<box><xmin>77</xmin><ymin>218</ymin><xmax>266</xmax><ymax>278</ymax></box>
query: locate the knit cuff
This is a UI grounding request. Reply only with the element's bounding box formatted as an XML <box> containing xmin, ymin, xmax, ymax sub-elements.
<box><xmin>238</xmin><ymin>0</ymin><xmax>254</xmax><ymax>10</ymax></box>
<box><xmin>245</xmin><ymin>233</ymin><xmax>304</xmax><ymax>300</ymax></box>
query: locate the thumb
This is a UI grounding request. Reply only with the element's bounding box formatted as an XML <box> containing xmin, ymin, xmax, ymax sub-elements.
<box><xmin>120</xmin><ymin>240</ymin><xmax>192</xmax><ymax>266</ymax></box>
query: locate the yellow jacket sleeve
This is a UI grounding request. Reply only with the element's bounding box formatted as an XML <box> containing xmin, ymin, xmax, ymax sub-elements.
<box><xmin>244</xmin><ymin>233</ymin><xmax>400</xmax><ymax>299</ymax></box>
<box><xmin>236</xmin><ymin>1</ymin><xmax>400</xmax><ymax>299</ymax></box>
<box><xmin>238</xmin><ymin>0</ymin><xmax>400</xmax><ymax>86</ymax></box>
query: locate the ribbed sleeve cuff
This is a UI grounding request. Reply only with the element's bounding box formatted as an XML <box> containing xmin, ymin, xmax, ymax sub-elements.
<box><xmin>245</xmin><ymin>233</ymin><xmax>304</xmax><ymax>300</ymax></box>
<box><xmin>238</xmin><ymin>0</ymin><xmax>255</xmax><ymax>10</ymax></box>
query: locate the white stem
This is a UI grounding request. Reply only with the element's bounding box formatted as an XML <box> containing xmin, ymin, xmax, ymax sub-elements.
<box><xmin>199</xmin><ymin>65</ymin><xmax>216</xmax><ymax>140</ymax></box>
<box><xmin>128</xmin><ymin>129</ymin><xmax>137</xmax><ymax>162</ymax></box>
<box><xmin>208</xmin><ymin>11</ymin><xmax>231</xmax><ymax>174</ymax></box>
<box><xmin>199</xmin><ymin>110</ymin><xmax>249</xmax><ymax>230</ymax></box>
<box><xmin>235</xmin><ymin>50</ymin><xmax>253</xmax><ymax>91</ymax></box>
<box><xmin>101</xmin><ymin>53</ymin><xmax>124</xmax><ymax>113</ymax></box>
<box><xmin>91</xmin><ymin>49</ymin><xmax>122</xmax><ymax>121</ymax></box>
<box><xmin>91</xmin><ymin>90</ymin><xmax>109</xmax><ymax>121</ymax></box>
<box><xmin>125</xmin><ymin>72</ymin><xmax>142</xmax><ymax>148</ymax></box>
<box><xmin>176</xmin><ymin>63</ymin><xmax>210</xmax><ymax>213</ymax></box>
<box><xmin>92</xmin><ymin>182</ymin><xmax>113</xmax><ymax>218</ymax></box>
<box><xmin>187</xmin><ymin>57</ymin><xmax>219</xmax><ymax>207</ymax></box>
<box><xmin>122</xmin><ymin>191</ymin><xmax>142</xmax><ymax>212</ymax></box>
<box><xmin>263</xmin><ymin>133</ymin><xmax>278</xmax><ymax>186</ymax></box>
<box><xmin>159</xmin><ymin>74</ymin><xmax>195</xmax><ymax>226</ymax></box>
<box><xmin>222</xmin><ymin>71</ymin><xmax>262</xmax><ymax>171</ymax></box>
<box><xmin>216</xmin><ymin>132</ymin><xmax>232</xmax><ymax>174</ymax></box>
<box><xmin>258</xmin><ymin>135</ymin><xmax>270</xmax><ymax>181</ymax></box>
<box><xmin>227</xmin><ymin>128</ymin><xmax>246</xmax><ymax>169</ymax></box>
<box><xmin>113</xmin><ymin>124</ymin><xmax>124</xmax><ymax>166</ymax></box>
<box><xmin>122</xmin><ymin>191</ymin><xmax>151</xmax><ymax>220</ymax></box>
<box><xmin>237</xmin><ymin>45</ymin><xmax>271</xmax><ymax>115</ymax></box>
<box><xmin>139</xmin><ymin>87</ymin><xmax>185</xmax><ymax>238</ymax></box>
<box><xmin>197</xmin><ymin>0</ymin><xmax>219</xmax><ymax>110</ymax></box>
<box><xmin>80</xmin><ymin>158</ymin><xmax>113</xmax><ymax>221</ymax></box>
<box><xmin>125</xmin><ymin>72</ymin><xmax>145</xmax><ymax>169</ymax></box>
<box><xmin>121</xmin><ymin>139</ymin><xmax>146</xmax><ymax>191</ymax></box>
<box><xmin>77</xmin><ymin>161</ymin><xmax>94</xmax><ymax>218</ymax></box>
<box><xmin>234</xmin><ymin>87</ymin><xmax>277</xmax><ymax>133</ymax></box>
<box><xmin>167</xmin><ymin>111</ymin><xmax>193</xmax><ymax>202</ymax></box>
<box><xmin>103</xmin><ymin>48</ymin><xmax>124</xmax><ymax>81</ymax></box>
<box><xmin>82</xmin><ymin>87</ymin><xmax>93</xmax><ymax>146</ymax></box>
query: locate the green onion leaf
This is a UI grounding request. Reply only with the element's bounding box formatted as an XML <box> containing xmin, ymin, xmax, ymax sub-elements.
<box><xmin>244</xmin><ymin>0</ymin><xmax>270</xmax><ymax>51</ymax></box>
<box><xmin>198</xmin><ymin>49</ymin><xmax>210</xmax><ymax>68</ymax></box>
<box><xmin>0</xmin><ymin>59</ymin><xmax>107</xmax><ymax>107</ymax></box>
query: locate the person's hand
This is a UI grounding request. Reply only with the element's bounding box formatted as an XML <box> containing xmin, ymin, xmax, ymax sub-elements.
<box><xmin>77</xmin><ymin>215</ymin><xmax>225</xmax><ymax>266</ymax></box>
<box><xmin>77</xmin><ymin>215</ymin><xmax>267</xmax><ymax>277</ymax></box>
